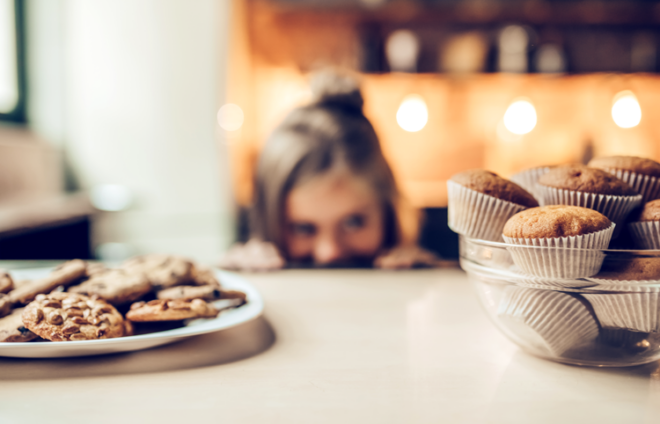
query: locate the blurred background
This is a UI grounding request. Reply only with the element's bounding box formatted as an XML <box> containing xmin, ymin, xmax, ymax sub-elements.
<box><xmin>1</xmin><ymin>0</ymin><xmax>659</xmax><ymax>262</ymax></box>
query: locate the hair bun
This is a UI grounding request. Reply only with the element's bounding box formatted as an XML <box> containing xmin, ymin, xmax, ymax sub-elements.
<box><xmin>310</xmin><ymin>70</ymin><xmax>364</xmax><ymax>113</ymax></box>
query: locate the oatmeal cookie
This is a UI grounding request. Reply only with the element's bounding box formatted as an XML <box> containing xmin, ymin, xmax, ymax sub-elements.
<box><xmin>0</xmin><ymin>308</ymin><xmax>38</xmax><ymax>343</ymax></box>
<box><xmin>126</xmin><ymin>298</ymin><xmax>219</xmax><ymax>322</ymax></box>
<box><xmin>121</xmin><ymin>254</ymin><xmax>195</xmax><ymax>290</ymax></box>
<box><xmin>9</xmin><ymin>260</ymin><xmax>87</xmax><ymax>305</ymax></box>
<box><xmin>69</xmin><ymin>268</ymin><xmax>152</xmax><ymax>305</ymax></box>
<box><xmin>22</xmin><ymin>292</ymin><xmax>125</xmax><ymax>341</ymax></box>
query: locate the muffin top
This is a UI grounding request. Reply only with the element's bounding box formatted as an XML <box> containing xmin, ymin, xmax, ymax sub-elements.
<box><xmin>503</xmin><ymin>205</ymin><xmax>612</xmax><ymax>239</ymax></box>
<box><xmin>595</xmin><ymin>257</ymin><xmax>660</xmax><ymax>281</ymax></box>
<box><xmin>537</xmin><ymin>164</ymin><xmax>637</xmax><ymax>196</ymax></box>
<box><xmin>636</xmin><ymin>199</ymin><xmax>660</xmax><ymax>222</ymax></box>
<box><xmin>450</xmin><ymin>169</ymin><xmax>538</xmax><ymax>208</ymax></box>
<box><xmin>588</xmin><ymin>156</ymin><xmax>660</xmax><ymax>178</ymax></box>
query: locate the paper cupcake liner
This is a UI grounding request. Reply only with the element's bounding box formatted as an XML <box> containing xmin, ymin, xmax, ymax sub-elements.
<box><xmin>583</xmin><ymin>293</ymin><xmax>660</xmax><ymax>333</ymax></box>
<box><xmin>447</xmin><ymin>181</ymin><xmax>527</xmax><ymax>242</ymax></box>
<box><xmin>503</xmin><ymin>223</ymin><xmax>615</xmax><ymax>279</ymax></box>
<box><xmin>516</xmin><ymin>276</ymin><xmax>597</xmax><ymax>289</ymax></box>
<box><xmin>585</xmin><ymin>277</ymin><xmax>660</xmax><ymax>293</ymax></box>
<box><xmin>601</xmin><ymin>168</ymin><xmax>660</xmax><ymax>203</ymax></box>
<box><xmin>598</xmin><ymin>328</ymin><xmax>650</xmax><ymax>348</ymax></box>
<box><xmin>498</xmin><ymin>287</ymin><xmax>599</xmax><ymax>356</ymax></box>
<box><xmin>628</xmin><ymin>221</ymin><xmax>660</xmax><ymax>249</ymax></box>
<box><xmin>510</xmin><ymin>167</ymin><xmax>552</xmax><ymax>201</ymax></box>
<box><xmin>536</xmin><ymin>185</ymin><xmax>642</xmax><ymax>226</ymax></box>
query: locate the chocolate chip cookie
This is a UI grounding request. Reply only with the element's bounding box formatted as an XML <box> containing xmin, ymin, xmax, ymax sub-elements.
<box><xmin>126</xmin><ymin>298</ymin><xmax>219</xmax><ymax>322</ymax></box>
<box><xmin>156</xmin><ymin>285</ymin><xmax>246</xmax><ymax>303</ymax></box>
<box><xmin>0</xmin><ymin>294</ymin><xmax>11</xmax><ymax>318</ymax></box>
<box><xmin>22</xmin><ymin>292</ymin><xmax>126</xmax><ymax>341</ymax></box>
<box><xmin>0</xmin><ymin>270</ymin><xmax>14</xmax><ymax>294</ymax></box>
<box><xmin>9</xmin><ymin>260</ymin><xmax>88</xmax><ymax>305</ymax></box>
<box><xmin>192</xmin><ymin>267</ymin><xmax>221</xmax><ymax>287</ymax></box>
<box><xmin>69</xmin><ymin>268</ymin><xmax>152</xmax><ymax>305</ymax></box>
<box><xmin>0</xmin><ymin>308</ymin><xmax>39</xmax><ymax>343</ymax></box>
<box><xmin>85</xmin><ymin>262</ymin><xmax>109</xmax><ymax>278</ymax></box>
<box><xmin>121</xmin><ymin>254</ymin><xmax>195</xmax><ymax>290</ymax></box>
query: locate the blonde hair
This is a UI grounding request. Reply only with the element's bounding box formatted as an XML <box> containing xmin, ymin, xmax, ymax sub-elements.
<box><xmin>251</xmin><ymin>70</ymin><xmax>419</xmax><ymax>254</ymax></box>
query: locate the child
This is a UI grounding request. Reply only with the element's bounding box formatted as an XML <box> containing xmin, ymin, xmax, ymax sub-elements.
<box><xmin>220</xmin><ymin>71</ymin><xmax>438</xmax><ymax>270</ymax></box>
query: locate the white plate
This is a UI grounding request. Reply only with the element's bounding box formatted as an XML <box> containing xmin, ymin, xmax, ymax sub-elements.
<box><xmin>0</xmin><ymin>269</ymin><xmax>264</xmax><ymax>358</ymax></box>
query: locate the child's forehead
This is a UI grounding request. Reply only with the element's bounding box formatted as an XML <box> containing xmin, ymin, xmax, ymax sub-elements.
<box><xmin>285</xmin><ymin>171</ymin><xmax>381</xmax><ymax>221</ymax></box>
<box><xmin>293</xmin><ymin>163</ymin><xmax>373</xmax><ymax>193</ymax></box>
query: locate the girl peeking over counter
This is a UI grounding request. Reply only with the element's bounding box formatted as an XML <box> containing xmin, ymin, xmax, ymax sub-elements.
<box><xmin>220</xmin><ymin>71</ymin><xmax>439</xmax><ymax>270</ymax></box>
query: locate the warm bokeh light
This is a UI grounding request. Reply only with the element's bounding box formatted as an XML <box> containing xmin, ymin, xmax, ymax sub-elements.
<box><xmin>385</xmin><ymin>30</ymin><xmax>420</xmax><ymax>73</ymax></box>
<box><xmin>503</xmin><ymin>99</ymin><xmax>537</xmax><ymax>135</ymax></box>
<box><xmin>611</xmin><ymin>90</ymin><xmax>641</xmax><ymax>128</ymax></box>
<box><xmin>217</xmin><ymin>103</ymin><xmax>245</xmax><ymax>131</ymax></box>
<box><xmin>396</xmin><ymin>94</ymin><xmax>428</xmax><ymax>132</ymax></box>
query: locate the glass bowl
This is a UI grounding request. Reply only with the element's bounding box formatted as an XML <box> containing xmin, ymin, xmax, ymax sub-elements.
<box><xmin>459</xmin><ymin>235</ymin><xmax>660</xmax><ymax>367</ymax></box>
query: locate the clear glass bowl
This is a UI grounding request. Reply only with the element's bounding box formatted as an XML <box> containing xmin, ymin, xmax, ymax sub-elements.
<box><xmin>459</xmin><ymin>235</ymin><xmax>660</xmax><ymax>367</ymax></box>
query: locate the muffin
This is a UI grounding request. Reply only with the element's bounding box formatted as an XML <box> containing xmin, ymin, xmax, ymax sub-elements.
<box><xmin>510</xmin><ymin>165</ymin><xmax>554</xmax><ymax>201</ymax></box>
<box><xmin>588</xmin><ymin>257</ymin><xmax>660</xmax><ymax>292</ymax></box>
<box><xmin>628</xmin><ymin>199</ymin><xmax>660</xmax><ymax>249</ymax></box>
<box><xmin>591</xmin><ymin>257</ymin><xmax>660</xmax><ymax>282</ymax></box>
<box><xmin>502</xmin><ymin>205</ymin><xmax>615</xmax><ymax>279</ymax></box>
<box><xmin>447</xmin><ymin>169</ymin><xmax>538</xmax><ymax>241</ymax></box>
<box><xmin>536</xmin><ymin>164</ymin><xmax>642</xmax><ymax>228</ymax></box>
<box><xmin>589</xmin><ymin>156</ymin><xmax>660</xmax><ymax>202</ymax></box>
<box><xmin>498</xmin><ymin>287</ymin><xmax>599</xmax><ymax>356</ymax></box>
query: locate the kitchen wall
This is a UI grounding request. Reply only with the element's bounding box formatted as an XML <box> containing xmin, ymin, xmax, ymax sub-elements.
<box><xmin>25</xmin><ymin>0</ymin><xmax>235</xmax><ymax>262</ymax></box>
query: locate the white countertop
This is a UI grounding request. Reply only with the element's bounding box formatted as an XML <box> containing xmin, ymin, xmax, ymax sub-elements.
<box><xmin>0</xmin><ymin>268</ymin><xmax>659</xmax><ymax>423</ymax></box>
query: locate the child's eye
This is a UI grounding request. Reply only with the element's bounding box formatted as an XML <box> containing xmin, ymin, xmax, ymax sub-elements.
<box><xmin>289</xmin><ymin>222</ymin><xmax>316</xmax><ymax>237</ymax></box>
<box><xmin>342</xmin><ymin>214</ymin><xmax>365</xmax><ymax>232</ymax></box>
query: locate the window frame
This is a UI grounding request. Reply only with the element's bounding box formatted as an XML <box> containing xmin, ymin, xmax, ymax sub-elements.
<box><xmin>0</xmin><ymin>0</ymin><xmax>26</xmax><ymax>123</ymax></box>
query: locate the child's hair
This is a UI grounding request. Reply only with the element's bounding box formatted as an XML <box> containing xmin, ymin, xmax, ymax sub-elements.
<box><xmin>250</xmin><ymin>70</ymin><xmax>418</xmax><ymax>253</ymax></box>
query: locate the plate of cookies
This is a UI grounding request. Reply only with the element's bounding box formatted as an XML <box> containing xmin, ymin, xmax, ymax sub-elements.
<box><xmin>0</xmin><ymin>255</ymin><xmax>263</xmax><ymax>358</ymax></box>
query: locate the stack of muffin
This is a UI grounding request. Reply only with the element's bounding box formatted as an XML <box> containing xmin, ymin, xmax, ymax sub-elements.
<box><xmin>448</xmin><ymin>156</ymin><xmax>660</xmax><ymax>358</ymax></box>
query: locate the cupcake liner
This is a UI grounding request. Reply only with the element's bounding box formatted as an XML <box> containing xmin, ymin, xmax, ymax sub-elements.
<box><xmin>628</xmin><ymin>221</ymin><xmax>660</xmax><ymax>249</ymax></box>
<box><xmin>536</xmin><ymin>185</ymin><xmax>642</xmax><ymax>227</ymax></box>
<box><xmin>583</xmin><ymin>293</ymin><xmax>660</xmax><ymax>333</ymax></box>
<box><xmin>601</xmin><ymin>168</ymin><xmax>660</xmax><ymax>203</ymax></box>
<box><xmin>498</xmin><ymin>287</ymin><xmax>599</xmax><ymax>356</ymax></box>
<box><xmin>503</xmin><ymin>223</ymin><xmax>615</xmax><ymax>279</ymax></box>
<box><xmin>585</xmin><ymin>276</ymin><xmax>660</xmax><ymax>293</ymax></box>
<box><xmin>598</xmin><ymin>328</ymin><xmax>650</xmax><ymax>348</ymax></box>
<box><xmin>447</xmin><ymin>181</ymin><xmax>527</xmax><ymax>242</ymax></box>
<box><xmin>510</xmin><ymin>167</ymin><xmax>551</xmax><ymax>201</ymax></box>
<box><xmin>516</xmin><ymin>276</ymin><xmax>597</xmax><ymax>289</ymax></box>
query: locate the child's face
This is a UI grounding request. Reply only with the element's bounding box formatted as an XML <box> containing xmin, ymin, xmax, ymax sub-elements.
<box><xmin>284</xmin><ymin>168</ymin><xmax>385</xmax><ymax>266</ymax></box>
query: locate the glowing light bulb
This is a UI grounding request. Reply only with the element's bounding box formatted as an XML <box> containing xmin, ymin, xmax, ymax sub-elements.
<box><xmin>611</xmin><ymin>91</ymin><xmax>641</xmax><ymax>129</ymax></box>
<box><xmin>396</xmin><ymin>95</ymin><xmax>428</xmax><ymax>132</ymax></box>
<box><xmin>217</xmin><ymin>103</ymin><xmax>244</xmax><ymax>131</ymax></box>
<box><xmin>503</xmin><ymin>100</ymin><xmax>537</xmax><ymax>135</ymax></box>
